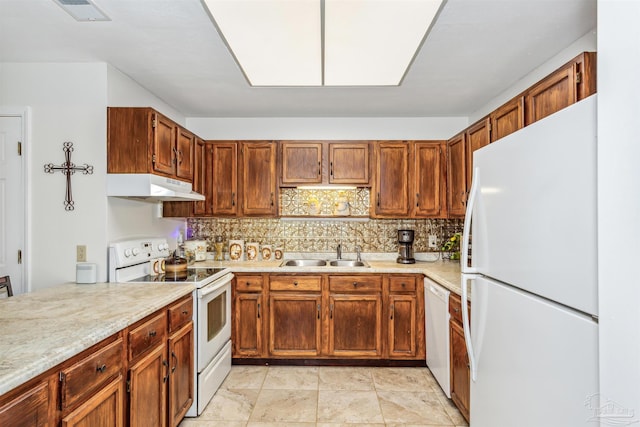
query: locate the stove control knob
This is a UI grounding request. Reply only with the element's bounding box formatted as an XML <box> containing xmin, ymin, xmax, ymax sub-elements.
<box><xmin>124</xmin><ymin>248</ymin><xmax>132</xmax><ymax>257</ymax></box>
<box><xmin>132</xmin><ymin>248</ymin><xmax>141</xmax><ymax>256</ymax></box>
<box><xmin>160</xmin><ymin>243</ymin><xmax>169</xmax><ymax>251</ymax></box>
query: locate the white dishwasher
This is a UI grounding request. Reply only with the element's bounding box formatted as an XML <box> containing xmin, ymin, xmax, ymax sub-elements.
<box><xmin>424</xmin><ymin>277</ymin><xmax>451</xmax><ymax>398</ymax></box>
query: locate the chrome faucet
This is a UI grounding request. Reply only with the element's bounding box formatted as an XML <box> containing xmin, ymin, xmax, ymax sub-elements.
<box><xmin>336</xmin><ymin>244</ymin><xmax>342</xmax><ymax>260</ymax></box>
<box><xmin>355</xmin><ymin>245</ymin><xmax>362</xmax><ymax>262</ymax></box>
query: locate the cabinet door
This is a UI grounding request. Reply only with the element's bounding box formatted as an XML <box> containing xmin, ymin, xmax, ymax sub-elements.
<box><xmin>465</xmin><ymin>117</ymin><xmax>491</xmax><ymax>190</ymax></box>
<box><xmin>412</xmin><ymin>141</ymin><xmax>446</xmax><ymax>218</ymax></box>
<box><xmin>388</xmin><ymin>294</ymin><xmax>417</xmax><ymax>358</ymax></box>
<box><xmin>241</xmin><ymin>142</ymin><xmax>277</xmax><ymax>216</ymax></box>
<box><xmin>525</xmin><ymin>65</ymin><xmax>576</xmax><ymax>125</ymax></box>
<box><xmin>328</xmin><ymin>294</ymin><xmax>383</xmax><ymax>357</ymax></box>
<box><xmin>0</xmin><ymin>378</ymin><xmax>55</xmax><ymax>427</ymax></box>
<box><xmin>61</xmin><ymin>376</ymin><xmax>124</xmax><ymax>427</ymax></box>
<box><xmin>446</xmin><ymin>133</ymin><xmax>466</xmax><ymax>217</ymax></box>
<box><xmin>373</xmin><ymin>141</ymin><xmax>410</xmax><ymax>217</ymax></box>
<box><xmin>281</xmin><ymin>142</ymin><xmax>323</xmax><ymax>185</ymax></box>
<box><xmin>449</xmin><ymin>319</ymin><xmax>470</xmax><ymax>423</ymax></box>
<box><xmin>269</xmin><ymin>293</ymin><xmax>322</xmax><ymax>357</ymax></box>
<box><xmin>153</xmin><ymin>112</ymin><xmax>176</xmax><ymax>176</ymax></box>
<box><xmin>129</xmin><ymin>344</ymin><xmax>167</xmax><ymax>427</ymax></box>
<box><xmin>211</xmin><ymin>142</ymin><xmax>238</xmax><ymax>216</ymax></box>
<box><xmin>490</xmin><ymin>96</ymin><xmax>524</xmax><ymax>142</ymax></box>
<box><xmin>168</xmin><ymin>322</ymin><xmax>194</xmax><ymax>427</ymax></box>
<box><xmin>192</xmin><ymin>139</ymin><xmax>208</xmax><ymax>216</ymax></box>
<box><xmin>329</xmin><ymin>142</ymin><xmax>370</xmax><ymax>185</ymax></box>
<box><xmin>175</xmin><ymin>127</ymin><xmax>194</xmax><ymax>180</ymax></box>
<box><xmin>233</xmin><ymin>292</ymin><xmax>264</xmax><ymax>357</ymax></box>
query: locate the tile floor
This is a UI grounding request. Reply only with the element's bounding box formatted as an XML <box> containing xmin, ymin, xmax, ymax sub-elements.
<box><xmin>179</xmin><ymin>365</ymin><xmax>468</xmax><ymax>427</ymax></box>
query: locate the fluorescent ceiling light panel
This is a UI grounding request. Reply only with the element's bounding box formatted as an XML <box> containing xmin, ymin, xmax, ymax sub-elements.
<box><xmin>324</xmin><ymin>0</ymin><xmax>442</xmax><ymax>86</ymax></box>
<box><xmin>53</xmin><ymin>0</ymin><xmax>110</xmax><ymax>22</ymax></box>
<box><xmin>203</xmin><ymin>0</ymin><xmax>322</xmax><ymax>86</ymax></box>
<box><xmin>202</xmin><ymin>0</ymin><xmax>442</xmax><ymax>86</ymax></box>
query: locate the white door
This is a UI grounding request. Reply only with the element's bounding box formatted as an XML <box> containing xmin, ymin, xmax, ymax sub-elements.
<box><xmin>0</xmin><ymin>115</ymin><xmax>25</xmax><ymax>294</ymax></box>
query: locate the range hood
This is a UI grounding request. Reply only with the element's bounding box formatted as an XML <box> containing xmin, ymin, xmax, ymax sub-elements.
<box><xmin>107</xmin><ymin>174</ymin><xmax>205</xmax><ymax>202</ymax></box>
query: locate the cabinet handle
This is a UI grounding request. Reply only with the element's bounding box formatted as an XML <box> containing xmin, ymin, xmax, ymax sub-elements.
<box><xmin>232</xmin><ymin>192</ymin><xmax>236</xmax><ymax>207</ymax></box>
<box><xmin>353</xmin><ymin>281</ymin><xmax>358</xmax><ymax>287</ymax></box>
<box><xmin>377</xmin><ymin>193</ymin><xmax>380</xmax><ymax>207</ymax></box>
<box><xmin>182</xmin><ymin>310</ymin><xmax>189</xmax><ymax>316</ymax></box>
<box><xmin>318</xmin><ymin>161</ymin><xmax>322</xmax><ymax>176</ymax></box>
<box><xmin>162</xmin><ymin>359</ymin><xmax>169</xmax><ymax>383</ymax></box>
<box><xmin>96</xmin><ymin>364</ymin><xmax>107</xmax><ymax>373</ymax></box>
<box><xmin>172</xmin><ymin>147</ymin><xmax>178</xmax><ymax>165</ymax></box>
<box><xmin>178</xmin><ymin>150</ymin><xmax>183</xmax><ymax>164</ymax></box>
<box><xmin>330</xmin><ymin>303</ymin><xmax>334</xmax><ymax>319</ymax></box>
<box><xmin>171</xmin><ymin>351</ymin><xmax>177</xmax><ymax>373</ymax></box>
<box><xmin>293</xmin><ymin>281</ymin><xmax>298</xmax><ymax>286</ymax></box>
<box><xmin>454</xmin><ymin>307</ymin><xmax>460</xmax><ymax>313</ymax></box>
<box><xmin>149</xmin><ymin>330</ymin><xmax>157</xmax><ymax>337</ymax></box>
<box><xmin>270</xmin><ymin>192</ymin><xmax>274</xmax><ymax>206</ymax></box>
<box><xmin>330</xmin><ymin>161</ymin><xmax>334</xmax><ymax>177</ymax></box>
<box><xmin>390</xmin><ymin>304</ymin><xmax>394</xmax><ymax>320</ymax></box>
<box><xmin>257</xmin><ymin>302</ymin><xmax>261</xmax><ymax>319</ymax></box>
<box><xmin>317</xmin><ymin>303</ymin><xmax>321</xmax><ymax>319</ymax></box>
<box><xmin>416</xmin><ymin>193</ymin><xmax>420</xmax><ymax>207</ymax></box>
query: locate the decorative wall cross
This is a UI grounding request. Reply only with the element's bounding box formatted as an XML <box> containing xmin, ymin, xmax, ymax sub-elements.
<box><xmin>44</xmin><ymin>142</ymin><xmax>94</xmax><ymax>211</ymax></box>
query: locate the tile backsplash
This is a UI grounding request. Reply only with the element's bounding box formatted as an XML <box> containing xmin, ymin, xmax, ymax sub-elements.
<box><xmin>187</xmin><ymin>217</ymin><xmax>463</xmax><ymax>255</ymax></box>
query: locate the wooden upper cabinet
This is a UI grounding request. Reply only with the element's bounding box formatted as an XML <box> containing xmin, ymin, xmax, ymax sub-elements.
<box><xmin>211</xmin><ymin>142</ymin><xmax>238</xmax><ymax>216</ymax></box>
<box><xmin>329</xmin><ymin>143</ymin><xmax>370</xmax><ymax>185</ymax></box>
<box><xmin>280</xmin><ymin>142</ymin><xmax>323</xmax><ymax>185</ymax></box>
<box><xmin>465</xmin><ymin>117</ymin><xmax>491</xmax><ymax>190</ymax></box>
<box><xmin>490</xmin><ymin>96</ymin><xmax>524</xmax><ymax>142</ymax></box>
<box><xmin>192</xmin><ymin>139</ymin><xmax>208</xmax><ymax>216</ymax></box>
<box><xmin>525</xmin><ymin>51</ymin><xmax>596</xmax><ymax>126</ymax></box>
<box><xmin>279</xmin><ymin>141</ymin><xmax>371</xmax><ymax>186</ymax></box>
<box><xmin>175</xmin><ymin>128</ymin><xmax>195</xmax><ymax>180</ymax></box>
<box><xmin>411</xmin><ymin>141</ymin><xmax>447</xmax><ymax>218</ymax></box>
<box><xmin>446</xmin><ymin>133</ymin><xmax>466</xmax><ymax>217</ymax></box>
<box><xmin>107</xmin><ymin>107</ymin><xmax>194</xmax><ymax>183</ymax></box>
<box><xmin>372</xmin><ymin>141</ymin><xmax>410</xmax><ymax>217</ymax></box>
<box><xmin>241</xmin><ymin>141</ymin><xmax>277</xmax><ymax>217</ymax></box>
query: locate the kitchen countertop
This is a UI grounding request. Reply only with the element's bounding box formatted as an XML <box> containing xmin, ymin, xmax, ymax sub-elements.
<box><xmin>0</xmin><ymin>256</ymin><xmax>461</xmax><ymax>398</ymax></box>
<box><xmin>0</xmin><ymin>281</ymin><xmax>194</xmax><ymax>396</ymax></box>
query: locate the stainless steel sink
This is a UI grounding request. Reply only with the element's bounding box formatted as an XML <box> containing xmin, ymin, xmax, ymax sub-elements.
<box><xmin>280</xmin><ymin>259</ymin><xmax>327</xmax><ymax>267</ymax></box>
<box><xmin>328</xmin><ymin>259</ymin><xmax>370</xmax><ymax>268</ymax></box>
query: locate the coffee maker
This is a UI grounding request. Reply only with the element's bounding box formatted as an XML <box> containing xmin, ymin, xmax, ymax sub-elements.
<box><xmin>397</xmin><ymin>229</ymin><xmax>416</xmax><ymax>264</ymax></box>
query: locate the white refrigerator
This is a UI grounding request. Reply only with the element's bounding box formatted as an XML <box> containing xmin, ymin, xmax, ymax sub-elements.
<box><xmin>461</xmin><ymin>95</ymin><xmax>599</xmax><ymax>427</ymax></box>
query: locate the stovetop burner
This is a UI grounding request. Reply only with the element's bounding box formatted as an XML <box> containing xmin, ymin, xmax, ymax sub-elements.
<box><xmin>130</xmin><ymin>268</ymin><xmax>227</xmax><ymax>284</ymax></box>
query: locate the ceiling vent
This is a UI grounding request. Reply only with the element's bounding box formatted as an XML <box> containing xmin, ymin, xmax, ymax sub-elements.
<box><xmin>52</xmin><ymin>0</ymin><xmax>110</xmax><ymax>22</ymax></box>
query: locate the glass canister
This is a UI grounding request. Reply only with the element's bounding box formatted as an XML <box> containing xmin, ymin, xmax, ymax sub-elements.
<box><xmin>213</xmin><ymin>235</ymin><xmax>224</xmax><ymax>261</ymax></box>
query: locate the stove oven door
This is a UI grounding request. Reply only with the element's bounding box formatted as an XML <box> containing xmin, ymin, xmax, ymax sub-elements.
<box><xmin>196</xmin><ymin>274</ymin><xmax>232</xmax><ymax>372</ymax></box>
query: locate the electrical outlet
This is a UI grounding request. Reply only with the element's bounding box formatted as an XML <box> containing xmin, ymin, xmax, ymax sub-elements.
<box><xmin>428</xmin><ymin>235</ymin><xmax>438</xmax><ymax>249</ymax></box>
<box><xmin>77</xmin><ymin>245</ymin><xmax>87</xmax><ymax>262</ymax></box>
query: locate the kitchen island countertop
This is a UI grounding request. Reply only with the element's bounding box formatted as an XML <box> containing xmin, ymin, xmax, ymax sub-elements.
<box><xmin>0</xmin><ymin>281</ymin><xmax>194</xmax><ymax>396</ymax></box>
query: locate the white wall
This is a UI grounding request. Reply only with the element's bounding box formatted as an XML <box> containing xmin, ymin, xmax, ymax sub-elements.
<box><xmin>0</xmin><ymin>63</ymin><xmax>108</xmax><ymax>290</ymax></box>
<box><xmin>468</xmin><ymin>30</ymin><xmax>597</xmax><ymax>123</ymax></box>
<box><xmin>597</xmin><ymin>0</ymin><xmax>640</xmax><ymax>419</ymax></box>
<box><xmin>0</xmin><ymin>63</ymin><xmax>188</xmax><ymax>289</ymax></box>
<box><xmin>186</xmin><ymin>116</ymin><xmax>466</xmax><ymax>140</ymax></box>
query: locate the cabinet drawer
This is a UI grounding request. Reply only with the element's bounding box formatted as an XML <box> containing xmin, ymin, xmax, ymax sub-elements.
<box><xmin>60</xmin><ymin>337</ymin><xmax>124</xmax><ymax>410</ymax></box>
<box><xmin>128</xmin><ymin>311</ymin><xmax>167</xmax><ymax>361</ymax></box>
<box><xmin>270</xmin><ymin>275</ymin><xmax>322</xmax><ymax>291</ymax></box>
<box><xmin>449</xmin><ymin>293</ymin><xmax>464</xmax><ymax>324</ymax></box>
<box><xmin>389</xmin><ymin>276</ymin><xmax>417</xmax><ymax>292</ymax></box>
<box><xmin>236</xmin><ymin>275</ymin><xmax>263</xmax><ymax>292</ymax></box>
<box><xmin>169</xmin><ymin>295</ymin><xmax>193</xmax><ymax>332</ymax></box>
<box><xmin>329</xmin><ymin>275</ymin><xmax>382</xmax><ymax>293</ymax></box>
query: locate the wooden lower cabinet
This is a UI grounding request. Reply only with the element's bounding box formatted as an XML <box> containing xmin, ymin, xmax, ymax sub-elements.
<box><xmin>168</xmin><ymin>322</ymin><xmax>194</xmax><ymax>427</ymax></box>
<box><xmin>449</xmin><ymin>293</ymin><xmax>470</xmax><ymax>423</ymax></box>
<box><xmin>61</xmin><ymin>376</ymin><xmax>124</xmax><ymax>427</ymax></box>
<box><xmin>129</xmin><ymin>344</ymin><xmax>167</xmax><ymax>427</ymax></box>
<box><xmin>233</xmin><ymin>273</ymin><xmax>424</xmax><ymax>361</ymax></box>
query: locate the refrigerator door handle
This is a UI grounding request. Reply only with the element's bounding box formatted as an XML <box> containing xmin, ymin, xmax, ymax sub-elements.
<box><xmin>461</xmin><ymin>273</ymin><xmax>478</xmax><ymax>382</ymax></box>
<box><xmin>461</xmin><ymin>167</ymin><xmax>479</xmax><ymax>274</ymax></box>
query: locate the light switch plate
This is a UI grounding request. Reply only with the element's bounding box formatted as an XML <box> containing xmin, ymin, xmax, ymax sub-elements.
<box><xmin>77</xmin><ymin>245</ymin><xmax>87</xmax><ymax>262</ymax></box>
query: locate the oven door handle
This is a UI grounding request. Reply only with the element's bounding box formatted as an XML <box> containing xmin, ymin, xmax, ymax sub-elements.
<box><xmin>197</xmin><ymin>274</ymin><xmax>233</xmax><ymax>298</ymax></box>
